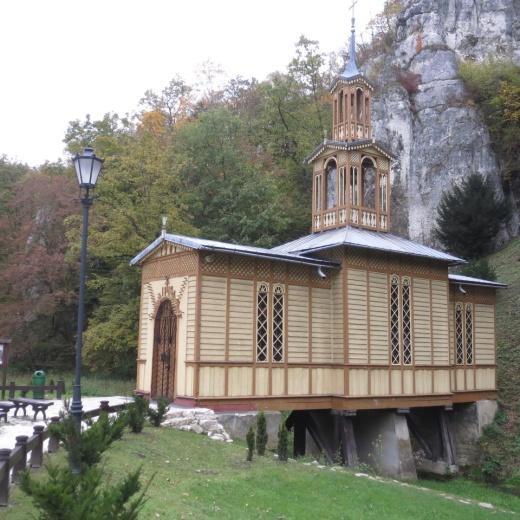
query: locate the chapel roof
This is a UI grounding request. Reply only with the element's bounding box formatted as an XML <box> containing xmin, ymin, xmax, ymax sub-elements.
<box><xmin>271</xmin><ymin>226</ymin><xmax>464</xmax><ymax>265</ymax></box>
<box><xmin>129</xmin><ymin>233</ymin><xmax>340</xmax><ymax>269</ymax></box>
<box><xmin>448</xmin><ymin>274</ymin><xmax>507</xmax><ymax>289</ymax></box>
<box><xmin>304</xmin><ymin>139</ymin><xmax>395</xmax><ymax>165</ymax></box>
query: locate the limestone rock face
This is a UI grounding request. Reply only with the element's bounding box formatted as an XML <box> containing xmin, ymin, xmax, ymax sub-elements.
<box><xmin>366</xmin><ymin>0</ymin><xmax>520</xmax><ymax>244</ymax></box>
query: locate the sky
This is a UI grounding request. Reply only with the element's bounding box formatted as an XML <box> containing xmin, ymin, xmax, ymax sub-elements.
<box><xmin>0</xmin><ymin>0</ymin><xmax>385</xmax><ymax>166</ymax></box>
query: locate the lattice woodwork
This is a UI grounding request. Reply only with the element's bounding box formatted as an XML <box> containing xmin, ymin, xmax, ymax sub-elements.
<box><xmin>200</xmin><ymin>254</ymin><xmax>228</xmax><ymax>275</ymax></box>
<box><xmin>287</xmin><ymin>264</ymin><xmax>309</xmax><ymax>284</ymax></box>
<box><xmin>350</xmin><ymin>151</ymin><xmax>361</xmax><ymax>163</ymax></box>
<box><xmin>378</xmin><ymin>158</ymin><xmax>389</xmax><ymax>172</ymax></box>
<box><xmin>256</xmin><ymin>283</ymin><xmax>269</xmax><ymax>362</ymax></box>
<box><xmin>402</xmin><ymin>277</ymin><xmax>412</xmax><ymax>365</ymax></box>
<box><xmin>230</xmin><ymin>256</ymin><xmax>255</xmax><ymax>277</ymax></box>
<box><xmin>390</xmin><ymin>275</ymin><xmax>400</xmax><ymax>365</ymax></box>
<box><xmin>465</xmin><ymin>303</ymin><xmax>473</xmax><ymax>365</ymax></box>
<box><xmin>272</xmin><ymin>262</ymin><xmax>286</xmax><ymax>279</ymax></box>
<box><xmin>455</xmin><ymin>303</ymin><xmax>464</xmax><ymax>365</ymax></box>
<box><xmin>449</xmin><ymin>287</ymin><xmax>496</xmax><ymax>305</ymax></box>
<box><xmin>256</xmin><ymin>260</ymin><xmax>271</xmax><ymax>279</ymax></box>
<box><xmin>142</xmin><ymin>253</ymin><xmax>198</xmax><ymax>282</ymax></box>
<box><xmin>272</xmin><ymin>285</ymin><xmax>284</xmax><ymax>363</ymax></box>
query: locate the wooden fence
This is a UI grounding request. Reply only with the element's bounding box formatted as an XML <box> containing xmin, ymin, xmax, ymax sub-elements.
<box><xmin>0</xmin><ymin>380</ymin><xmax>66</xmax><ymax>400</ymax></box>
<box><xmin>0</xmin><ymin>400</ymin><xmax>129</xmax><ymax>506</ymax></box>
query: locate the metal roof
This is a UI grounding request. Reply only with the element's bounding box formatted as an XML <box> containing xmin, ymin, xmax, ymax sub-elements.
<box><xmin>271</xmin><ymin>227</ymin><xmax>465</xmax><ymax>265</ymax></box>
<box><xmin>130</xmin><ymin>233</ymin><xmax>340</xmax><ymax>269</ymax></box>
<box><xmin>304</xmin><ymin>139</ymin><xmax>395</xmax><ymax>165</ymax></box>
<box><xmin>448</xmin><ymin>274</ymin><xmax>506</xmax><ymax>289</ymax></box>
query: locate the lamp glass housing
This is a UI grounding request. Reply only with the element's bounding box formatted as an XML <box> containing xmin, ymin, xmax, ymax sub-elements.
<box><xmin>73</xmin><ymin>147</ymin><xmax>104</xmax><ymax>188</ymax></box>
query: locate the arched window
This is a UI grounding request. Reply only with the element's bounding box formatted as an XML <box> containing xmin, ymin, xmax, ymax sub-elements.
<box><xmin>465</xmin><ymin>304</ymin><xmax>473</xmax><ymax>364</ymax></box>
<box><xmin>390</xmin><ymin>275</ymin><xmax>413</xmax><ymax>366</ymax></box>
<box><xmin>325</xmin><ymin>159</ymin><xmax>337</xmax><ymax>209</ymax></box>
<box><xmin>380</xmin><ymin>173</ymin><xmax>388</xmax><ymax>213</ymax></box>
<box><xmin>390</xmin><ymin>275</ymin><xmax>400</xmax><ymax>365</ymax></box>
<box><xmin>455</xmin><ymin>303</ymin><xmax>464</xmax><ymax>365</ymax></box>
<box><xmin>256</xmin><ymin>283</ymin><xmax>269</xmax><ymax>362</ymax></box>
<box><xmin>314</xmin><ymin>174</ymin><xmax>322</xmax><ymax>211</ymax></box>
<box><xmin>454</xmin><ymin>302</ymin><xmax>474</xmax><ymax>365</ymax></box>
<box><xmin>339</xmin><ymin>167</ymin><xmax>346</xmax><ymax>206</ymax></box>
<box><xmin>361</xmin><ymin>157</ymin><xmax>376</xmax><ymax>209</ymax></box>
<box><xmin>350</xmin><ymin>166</ymin><xmax>359</xmax><ymax>206</ymax></box>
<box><xmin>356</xmin><ymin>88</ymin><xmax>363</xmax><ymax>121</ymax></box>
<box><xmin>338</xmin><ymin>90</ymin><xmax>344</xmax><ymax>123</ymax></box>
<box><xmin>272</xmin><ymin>285</ymin><xmax>284</xmax><ymax>362</ymax></box>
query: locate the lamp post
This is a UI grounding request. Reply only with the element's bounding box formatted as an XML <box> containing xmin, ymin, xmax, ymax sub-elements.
<box><xmin>0</xmin><ymin>338</ymin><xmax>12</xmax><ymax>400</ymax></box>
<box><xmin>71</xmin><ymin>148</ymin><xmax>104</xmax><ymax>457</ymax></box>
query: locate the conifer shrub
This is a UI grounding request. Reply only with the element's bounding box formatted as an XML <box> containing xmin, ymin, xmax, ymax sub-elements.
<box><xmin>277</xmin><ymin>423</ymin><xmax>289</xmax><ymax>462</ymax></box>
<box><xmin>20</xmin><ymin>464</ymin><xmax>149</xmax><ymax>520</ymax></box>
<box><xmin>433</xmin><ymin>173</ymin><xmax>510</xmax><ymax>260</ymax></box>
<box><xmin>256</xmin><ymin>412</ymin><xmax>268</xmax><ymax>456</ymax></box>
<box><xmin>128</xmin><ymin>395</ymin><xmax>148</xmax><ymax>433</ymax></box>
<box><xmin>460</xmin><ymin>258</ymin><xmax>497</xmax><ymax>281</ymax></box>
<box><xmin>50</xmin><ymin>410</ymin><xmax>128</xmax><ymax>471</ymax></box>
<box><xmin>148</xmin><ymin>397</ymin><xmax>169</xmax><ymax>427</ymax></box>
<box><xmin>246</xmin><ymin>426</ymin><xmax>255</xmax><ymax>462</ymax></box>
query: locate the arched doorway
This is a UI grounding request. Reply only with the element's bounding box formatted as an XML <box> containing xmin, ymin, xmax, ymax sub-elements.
<box><xmin>151</xmin><ymin>300</ymin><xmax>177</xmax><ymax>400</ymax></box>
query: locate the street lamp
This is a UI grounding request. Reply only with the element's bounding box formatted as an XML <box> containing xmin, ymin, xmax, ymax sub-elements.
<box><xmin>71</xmin><ymin>147</ymin><xmax>104</xmax><ymax>456</ymax></box>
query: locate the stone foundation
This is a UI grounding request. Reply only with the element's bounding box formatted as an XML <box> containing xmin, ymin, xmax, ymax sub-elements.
<box><xmin>216</xmin><ymin>411</ymin><xmax>282</xmax><ymax>448</ymax></box>
<box><xmin>162</xmin><ymin>407</ymin><xmax>233</xmax><ymax>442</ymax></box>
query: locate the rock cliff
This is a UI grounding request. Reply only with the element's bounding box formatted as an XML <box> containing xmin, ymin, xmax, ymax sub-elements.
<box><xmin>365</xmin><ymin>0</ymin><xmax>520</xmax><ymax>244</ymax></box>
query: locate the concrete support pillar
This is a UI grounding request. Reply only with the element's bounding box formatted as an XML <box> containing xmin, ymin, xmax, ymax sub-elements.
<box><xmin>355</xmin><ymin>411</ymin><xmax>417</xmax><ymax>480</ymax></box>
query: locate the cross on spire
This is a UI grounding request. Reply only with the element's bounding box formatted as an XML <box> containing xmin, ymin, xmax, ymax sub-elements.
<box><xmin>341</xmin><ymin>0</ymin><xmax>360</xmax><ymax>79</ymax></box>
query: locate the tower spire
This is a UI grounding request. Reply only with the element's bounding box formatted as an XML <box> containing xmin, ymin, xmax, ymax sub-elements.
<box><xmin>341</xmin><ymin>0</ymin><xmax>360</xmax><ymax>78</ymax></box>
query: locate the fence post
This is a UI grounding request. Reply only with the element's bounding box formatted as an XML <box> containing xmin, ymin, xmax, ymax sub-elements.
<box><xmin>12</xmin><ymin>436</ymin><xmax>28</xmax><ymax>482</ymax></box>
<box><xmin>0</xmin><ymin>449</ymin><xmax>11</xmax><ymax>506</ymax></box>
<box><xmin>8</xmin><ymin>382</ymin><xmax>15</xmax><ymax>399</ymax></box>
<box><xmin>30</xmin><ymin>425</ymin><xmax>45</xmax><ymax>468</ymax></box>
<box><xmin>48</xmin><ymin>417</ymin><xmax>60</xmax><ymax>453</ymax></box>
<box><xmin>100</xmin><ymin>400</ymin><xmax>110</xmax><ymax>413</ymax></box>
<box><xmin>56</xmin><ymin>380</ymin><xmax>65</xmax><ymax>399</ymax></box>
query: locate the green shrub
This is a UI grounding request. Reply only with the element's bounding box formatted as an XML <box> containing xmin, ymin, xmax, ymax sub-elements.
<box><xmin>246</xmin><ymin>426</ymin><xmax>255</xmax><ymax>462</ymax></box>
<box><xmin>460</xmin><ymin>258</ymin><xmax>497</xmax><ymax>281</ymax></box>
<box><xmin>277</xmin><ymin>423</ymin><xmax>289</xmax><ymax>462</ymax></box>
<box><xmin>20</xmin><ymin>464</ymin><xmax>149</xmax><ymax>520</ymax></box>
<box><xmin>256</xmin><ymin>412</ymin><xmax>268</xmax><ymax>456</ymax></box>
<box><xmin>50</xmin><ymin>410</ymin><xmax>128</xmax><ymax>471</ymax></box>
<box><xmin>148</xmin><ymin>397</ymin><xmax>169</xmax><ymax>427</ymax></box>
<box><xmin>128</xmin><ymin>396</ymin><xmax>148</xmax><ymax>434</ymax></box>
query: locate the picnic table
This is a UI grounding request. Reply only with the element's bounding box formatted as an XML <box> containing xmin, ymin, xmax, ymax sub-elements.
<box><xmin>10</xmin><ymin>398</ymin><xmax>54</xmax><ymax>420</ymax></box>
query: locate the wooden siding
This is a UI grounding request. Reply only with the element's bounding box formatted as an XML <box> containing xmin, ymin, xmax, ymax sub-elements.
<box><xmin>186</xmin><ymin>276</ymin><xmax>196</xmax><ymax>362</ymax></box>
<box><xmin>331</xmin><ymin>273</ymin><xmax>344</xmax><ymax>363</ymax></box>
<box><xmin>412</xmin><ymin>278</ymin><xmax>432</xmax><ymax>365</ymax></box>
<box><xmin>347</xmin><ymin>269</ymin><xmax>368</xmax><ymax>364</ymax></box>
<box><xmin>200</xmin><ymin>276</ymin><xmax>227</xmax><ymax>361</ymax></box>
<box><xmin>368</xmin><ymin>271</ymin><xmax>388</xmax><ymax>364</ymax></box>
<box><xmin>311</xmin><ymin>287</ymin><xmax>333</xmax><ymax>362</ymax></box>
<box><xmin>287</xmin><ymin>285</ymin><xmax>309</xmax><ymax>362</ymax></box>
<box><xmin>475</xmin><ymin>304</ymin><xmax>496</xmax><ymax>364</ymax></box>
<box><xmin>228</xmin><ymin>279</ymin><xmax>254</xmax><ymax>362</ymax></box>
<box><xmin>431</xmin><ymin>280</ymin><xmax>449</xmax><ymax>365</ymax></box>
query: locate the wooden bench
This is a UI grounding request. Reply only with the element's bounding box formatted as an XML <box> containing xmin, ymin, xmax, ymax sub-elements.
<box><xmin>10</xmin><ymin>398</ymin><xmax>54</xmax><ymax>421</ymax></box>
<box><xmin>0</xmin><ymin>401</ymin><xmax>15</xmax><ymax>423</ymax></box>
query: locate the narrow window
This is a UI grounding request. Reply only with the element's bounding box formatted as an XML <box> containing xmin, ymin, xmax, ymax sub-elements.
<box><xmin>339</xmin><ymin>91</ymin><xmax>344</xmax><ymax>123</ymax></box>
<box><xmin>455</xmin><ymin>303</ymin><xmax>464</xmax><ymax>365</ymax></box>
<box><xmin>339</xmin><ymin>167</ymin><xmax>346</xmax><ymax>206</ymax></box>
<box><xmin>364</xmin><ymin>96</ymin><xmax>369</xmax><ymax>125</ymax></box>
<box><xmin>334</xmin><ymin>99</ymin><xmax>337</xmax><ymax>126</ymax></box>
<box><xmin>390</xmin><ymin>275</ymin><xmax>400</xmax><ymax>365</ymax></box>
<box><xmin>380</xmin><ymin>173</ymin><xmax>387</xmax><ymax>213</ymax></box>
<box><xmin>465</xmin><ymin>303</ymin><xmax>473</xmax><ymax>365</ymax></box>
<box><xmin>256</xmin><ymin>283</ymin><xmax>269</xmax><ymax>362</ymax></box>
<box><xmin>326</xmin><ymin>160</ymin><xmax>337</xmax><ymax>209</ymax></box>
<box><xmin>272</xmin><ymin>285</ymin><xmax>284</xmax><ymax>362</ymax></box>
<box><xmin>350</xmin><ymin>166</ymin><xmax>358</xmax><ymax>206</ymax></box>
<box><xmin>361</xmin><ymin>157</ymin><xmax>376</xmax><ymax>209</ymax></box>
<box><xmin>402</xmin><ymin>277</ymin><xmax>412</xmax><ymax>365</ymax></box>
<box><xmin>356</xmin><ymin>88</ymin><xmax>363</xmax><ymax>121</ymax></box>
<box><xmin>315</xmin><ymin>174</ymin><xmax>322</xmax><ymax>211</ymax></box>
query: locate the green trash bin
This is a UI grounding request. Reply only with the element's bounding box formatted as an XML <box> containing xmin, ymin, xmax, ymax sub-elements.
<box><xmin>32</xmin><ymin>370</ymin><xmax>46</xmax><ymax>399</ymax></box>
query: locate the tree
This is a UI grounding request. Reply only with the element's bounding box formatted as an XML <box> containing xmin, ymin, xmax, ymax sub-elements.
<box><xmin>246</xmin><ymin>426</ymin><xmax>255</xmax><ymax>462</ymax></box>
<box><xmin>277</xmin><ymin>423</ymin><xmax>289</xmax><ymax>462</ymax></box>
<box><xmin>256</xmin><ymin>412</ymin><xmax>268</xmax><ymax>456</ymax></box>
<box><xmin>433</xmin><ymin>173</ymin><xmax>510</xmax><ymax>260</ymax></box>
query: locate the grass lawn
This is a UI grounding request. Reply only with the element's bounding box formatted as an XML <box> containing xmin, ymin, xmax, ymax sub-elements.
<box><xmin>5</xmin><ymin>370</ymin><xmax>135</xmax><ymax>398</ymax></box>
<box><xmin>5</xmin><ymin>427</ymin><xmax>520</xmax><ymax>519</ymax></box>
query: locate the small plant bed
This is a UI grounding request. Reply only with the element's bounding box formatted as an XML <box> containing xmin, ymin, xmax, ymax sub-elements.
<box><xmin>5</xmin><ymin>427</ymin><xmax>520</xmax><ymax>519</ymax></box>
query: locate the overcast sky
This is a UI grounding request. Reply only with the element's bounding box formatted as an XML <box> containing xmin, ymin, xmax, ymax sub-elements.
<box><xmin>0</xmin><ymin>0</ymin><xmax>385</xmax><ymax>166</ymax></box>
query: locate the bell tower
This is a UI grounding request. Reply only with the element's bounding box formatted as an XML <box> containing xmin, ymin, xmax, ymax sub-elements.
<box><xmin>306</xmin><ymin>4</ymin><xmax>393</xmax><ymax>234</ymax></box>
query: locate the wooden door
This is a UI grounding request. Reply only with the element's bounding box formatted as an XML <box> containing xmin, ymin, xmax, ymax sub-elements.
<box><xmin>152</xmin><ymin>300</ymin><xmax>176</xmax><ymax>401</ymax></box>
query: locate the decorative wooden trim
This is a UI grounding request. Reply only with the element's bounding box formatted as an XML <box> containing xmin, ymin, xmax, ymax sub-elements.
<box><xmin>343</xmin><ymin>255</ymin><xmax>349</xmax><ymax>395</ymax></box>
<box><xmin>308</xmin><ymin>284</ymin><xmax>313</xmax><ymax>394</ymax></box>
<box><xmin>224</xmin><ymin>259</ymin><xmax>231</xmax><ymax>397</ymax></box>
<box><xmin>194</xmin><ymin>254</ymin><xmax>202</xmax><ymax>398</ymax></box>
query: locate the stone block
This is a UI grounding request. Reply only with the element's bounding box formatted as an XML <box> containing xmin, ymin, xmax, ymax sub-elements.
<box><xmin>216</xmin><ymin>411</ymin><xmax>281</xmax><ymax>448</ymax></box>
